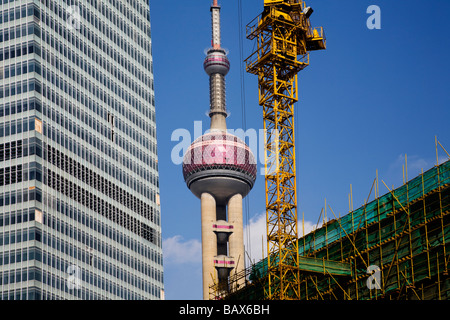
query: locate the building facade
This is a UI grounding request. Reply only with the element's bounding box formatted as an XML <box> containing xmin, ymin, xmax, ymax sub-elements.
<box><xmin>0</xmin><ymin>0</ymin><xmax>163</xmax><ymax>299</ymax></box>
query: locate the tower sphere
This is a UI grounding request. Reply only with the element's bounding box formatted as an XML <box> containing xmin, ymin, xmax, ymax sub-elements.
<box><xmin>204</xmin><ymin>48</ymin><xmax>230</xmax><ymax>76</ymax></box>
<box><xmin>182</xmin><ymin>131</ymin><xmax>257</xmax><ymax>203</ymax></box>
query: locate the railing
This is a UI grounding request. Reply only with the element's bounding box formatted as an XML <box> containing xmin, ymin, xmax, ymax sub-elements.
<box><xmin>244</xmin><ymin>39</ymin><xmax>272</xmax><ymax>74</ymax></box>
<box><xmin>309</xmin><ymin>26</ymin><xmax>325</xmax><ymax>40</ymax></box>
<box><xmin>246</xmin><ymin>14</ymin><xmax>261</xmax><ymax>40</ymax></box>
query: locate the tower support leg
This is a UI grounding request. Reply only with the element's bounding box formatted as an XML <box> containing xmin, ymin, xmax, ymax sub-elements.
<box><xmin>228</xmin><ymin>193</ymin><xmax>245</xmax><ymax>288</ymax></box>
<box><xmin>201</xmin><ymin>193</ymin><xmax>217</xmax><ymax>300</ymax></box>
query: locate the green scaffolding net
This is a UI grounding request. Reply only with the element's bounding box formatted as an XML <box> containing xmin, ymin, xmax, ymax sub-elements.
<box><xmin>242</xmin><ymin>159</ymin><xmax>450</xmax><ymax>299</ymax></box>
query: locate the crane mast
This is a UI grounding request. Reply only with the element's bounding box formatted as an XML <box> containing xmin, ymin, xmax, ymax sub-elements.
<box><xmin>245</xmin><ymin>0</ymin><xmax>326</xmax><ymax>299</ymax></box>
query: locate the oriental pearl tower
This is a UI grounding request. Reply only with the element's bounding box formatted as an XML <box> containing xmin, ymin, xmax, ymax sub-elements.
<box><xmin>182</xmin><ymin>0</ymin><xmax>257</xmax><ymax>300</ymax></box>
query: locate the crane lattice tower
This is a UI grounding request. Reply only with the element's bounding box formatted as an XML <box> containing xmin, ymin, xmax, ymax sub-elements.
<box><xmin>245</xmin><ymin>0</ymin><xmax>326</xmax><ymax>299</ymax></box>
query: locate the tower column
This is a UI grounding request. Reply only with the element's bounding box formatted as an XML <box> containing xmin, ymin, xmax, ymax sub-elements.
<box><xmin>201</xmin><ymin>193</ymin><xmax>217</xmax><ymax>300</ymax></box>
<box><xmin>228</xmin><ymin>193</ymin><xmax>245</xmax><ymax>286</ymax></box>
<box><xmin>209</xmin><ymin>73</ymin><xmax>227</xmax><ymax>131</ymax></box>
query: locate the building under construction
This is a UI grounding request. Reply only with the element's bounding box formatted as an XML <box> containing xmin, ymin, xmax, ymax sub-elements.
<box><xmin>211</xmin><ymin>158</ymin><xmax>450</xmax><ymax>300</ymax></box>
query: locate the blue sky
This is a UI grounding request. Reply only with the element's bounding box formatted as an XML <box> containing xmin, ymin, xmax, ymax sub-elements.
<box><xmin>149</xmin><ymin>0</ymin><xmax>450</xmax><ymax>300</ymax></box>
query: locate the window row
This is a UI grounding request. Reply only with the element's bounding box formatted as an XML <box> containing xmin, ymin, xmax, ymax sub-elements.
<box><xmin>0</xmin><ymin>58</ymin><xmax>41</xmax><ymax>81</ymax></box>
<box><xmin>0</xmin><ymin>21</ymin><xmax>41</xmax><ymax>43</ymax></box>
<box><xmin>0</xmin><ymin>265</ymin><xmax>158</xmax><ymax>300</ymax></box>
<box><xmin>0</xmin><ymin>40</ymin><xmax>41</xmax><ymax>62</ymax></box>
<box><xmin>0</xmin><ymin>115</ymin><xmax>41</xmax><ymax>138</ymax></box>
<box><xmin>40</xmin><ymin>1</ymin><xmax>153</xmax><ymax>95</ymax></box>
<box><xmin>0</xmin><ymin>246</ymin><xmax>42</xmax><ymax>266</ymax></box>
<box><xmin>0</xmin><ymin>164</ymin><xmax>23</xmax><ymax>186</ymax></box>
<box><xmin>0</xmin><ymin>2</ymin><xmax>39</xmax><ymax>25</ymax></box>
<box><xmin>0</xmin><ymin>78</ymin><xmax>42</xmax><ymax>99</ymax></box>
<box><xmin>41</xmin><ymin>214</ymin><xmax>163</xmax><ymax>286</ymax></box>
<box><xmin>0</xmin><ymin>207</ymin><xmax>36</xmax><ymax>227</ymax></box>
<box><xmin>42</xmin><ymin>86</ymin><xmax>113</xmax><ymax>144</ymax></box>
<box><xmin>42</xmin><ymin>59</ymin><xmax>156</xmax><ymax>161</ymax></box>
<box><xmin>0</xmin><ymin>162</ymin><xmax>42</xmax><ymax>187</ymax></box>
<box><xmin>0</xmin><ymin>139</ymin><xmax>22</xmax><ymax>161</ymax></box>
<box><xmin>0</xmin><ymin>227</ymin><xmax>163</xmax><ymax>291</ymax></box>
<box><xmin>42</xmin><ymin>230</ymin><xmax>161</xmax><ymax>294</ymax></box>
<box><xmin>0</xmin><ymin>137</ymin><xmax>42</xmax><ymax>162</ymax></box>
<box><xmin>104</xmin><ymin>0</ymin><xmax>151</xmax><ymax>26</ymax></box>
<box><xmin>45</xmin><ymin>144</ymin><xmax>157</xmax><ymax>221</ymax></box>
<box><xmin>43</xmin><ymin>167</ymin><xmax>159</xmax><ymax>245</ymax></box>
<box><xmin>44</xmin><ymin>0</ymin><xmax>152</xmax><ymax>70</ymax></box>
<box><xmin>43</xmin><ymin>195</ymin><xmax>161</xmax><ymax>263</ymax></box>
<box><xmin>43</xmin><ymin>122</ymin><xmax>156</xmax><ymax>202</ymax></box>
<box><xmin>40</xmin><ymin>66</ymin><xmax>156</xmax><ymax>167</ymax></box>
<box><xmin>41</xmin><ymin>39</ymin><xmax>155</xmax><ymax>140</ymax></box>
<box><xmin>41</xmin><ymin>30</ymin><xmax>154</xmax><ymax>111</ymax></box>
<box><xmin>0</xmin><ymin>96</ymin><xmax>42</xmax><ymax>118</ymax></box>
<box><xmin>1</xmin><ymin>287</ymin><xmax>42</xmax><ymax>301</ymax></box>
<box><xmin>0</xmin><ymin>0</ymin><xmax>27</xmax><ymax>5</ymax></box>
<box><xmin>0</xmin><ymin>187</ymin><xmax>42</xmax><ymax>207</ymax></box>
<box><xmin>0</xmin><ymin>223</ymin><xmax>160</xmax><ymax>291</ymax></box>
<box><xmin>0</xmin><ymin>227</ymin><xmax>42</xmax><ymax>246</ymax></box>
<box><xmin>0</xmin><ymin>4</ymin><xmax>153</xmax><ymax>121</ymax></box>
<box><xmin>0</xmin><ymin>267</ymin><xmax>42</xmax><ymax>286</ymax></box>
<box><xmin>40</xmin><ymin>62</ymin><xmax>156</xmax><ymax>167</ymax></box>
<box><xmin>96</xmin><ymin>0</ymin><xmax>151</xmax><ymax>36</ymax></box>
<box><xmin>0</xmin><ymin>199</ymin><xmax>160</xmax><ymax>266</ymax></box>
<box><xmin>79</xmin><ymin>2</ymin><xmax>150</xmax><ymax>61</ymax></box>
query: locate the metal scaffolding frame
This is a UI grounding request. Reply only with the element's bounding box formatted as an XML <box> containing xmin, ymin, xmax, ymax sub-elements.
<box><xmin>211</xmin><ymin>144</ymin><xmax>450</xmax><ymax>300</ymax></box>
<box><xmin>242</xmin><ymin>0</ymin><xmax>325</xmax><ymax>300</ymax></box>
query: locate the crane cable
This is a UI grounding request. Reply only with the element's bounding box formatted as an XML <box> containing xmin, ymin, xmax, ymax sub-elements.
<box><xmin>237</xmin><ymin>0</ymin><xmax>253</xmax><ymax>265</ymax></box>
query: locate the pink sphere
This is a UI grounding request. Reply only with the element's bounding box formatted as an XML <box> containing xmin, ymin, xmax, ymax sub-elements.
<box><xmin>182</xmin><ymin>132</ymin><xmax>257</xmax><ymax>200</ymax></box>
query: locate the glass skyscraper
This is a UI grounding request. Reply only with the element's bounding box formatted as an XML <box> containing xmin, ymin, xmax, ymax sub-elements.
<box><xmin>0</xmin><ymin>0</ymin><xmax>163</xmax><ymax>299</ymax></box>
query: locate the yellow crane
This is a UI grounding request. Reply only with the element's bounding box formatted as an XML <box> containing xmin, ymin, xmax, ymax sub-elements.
<box><xmin>245</xmin><ymin>0</ymin><xmax>326</xmax><ymax>299</ymax></box>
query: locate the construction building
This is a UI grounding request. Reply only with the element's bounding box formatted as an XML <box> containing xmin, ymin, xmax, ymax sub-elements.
<box><xmin>212</xmin><ymin>158</ymin><xmax>450</xmax><ymax>300</ymax></box>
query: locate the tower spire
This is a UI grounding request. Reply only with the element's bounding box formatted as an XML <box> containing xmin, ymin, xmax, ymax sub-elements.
<box><xmin>204</xmin><ymin>0</ymin><xmax>230</xmax><ymax>131</ymax></box>
<box><xmin>211</xmin><ymin>0</ymin><xmax>221</xmax><ymax>49</ymax></box>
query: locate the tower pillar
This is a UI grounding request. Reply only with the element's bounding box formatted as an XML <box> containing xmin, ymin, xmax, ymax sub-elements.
<box><xmin>228</xmin><ymin>193</ymin><xmax>245</xmax><ymax>287</ymax></box>
<box><xmin>201</xmin><ymin>193</ymin><xmax>217</xmax><ymax>300</ymax></box>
